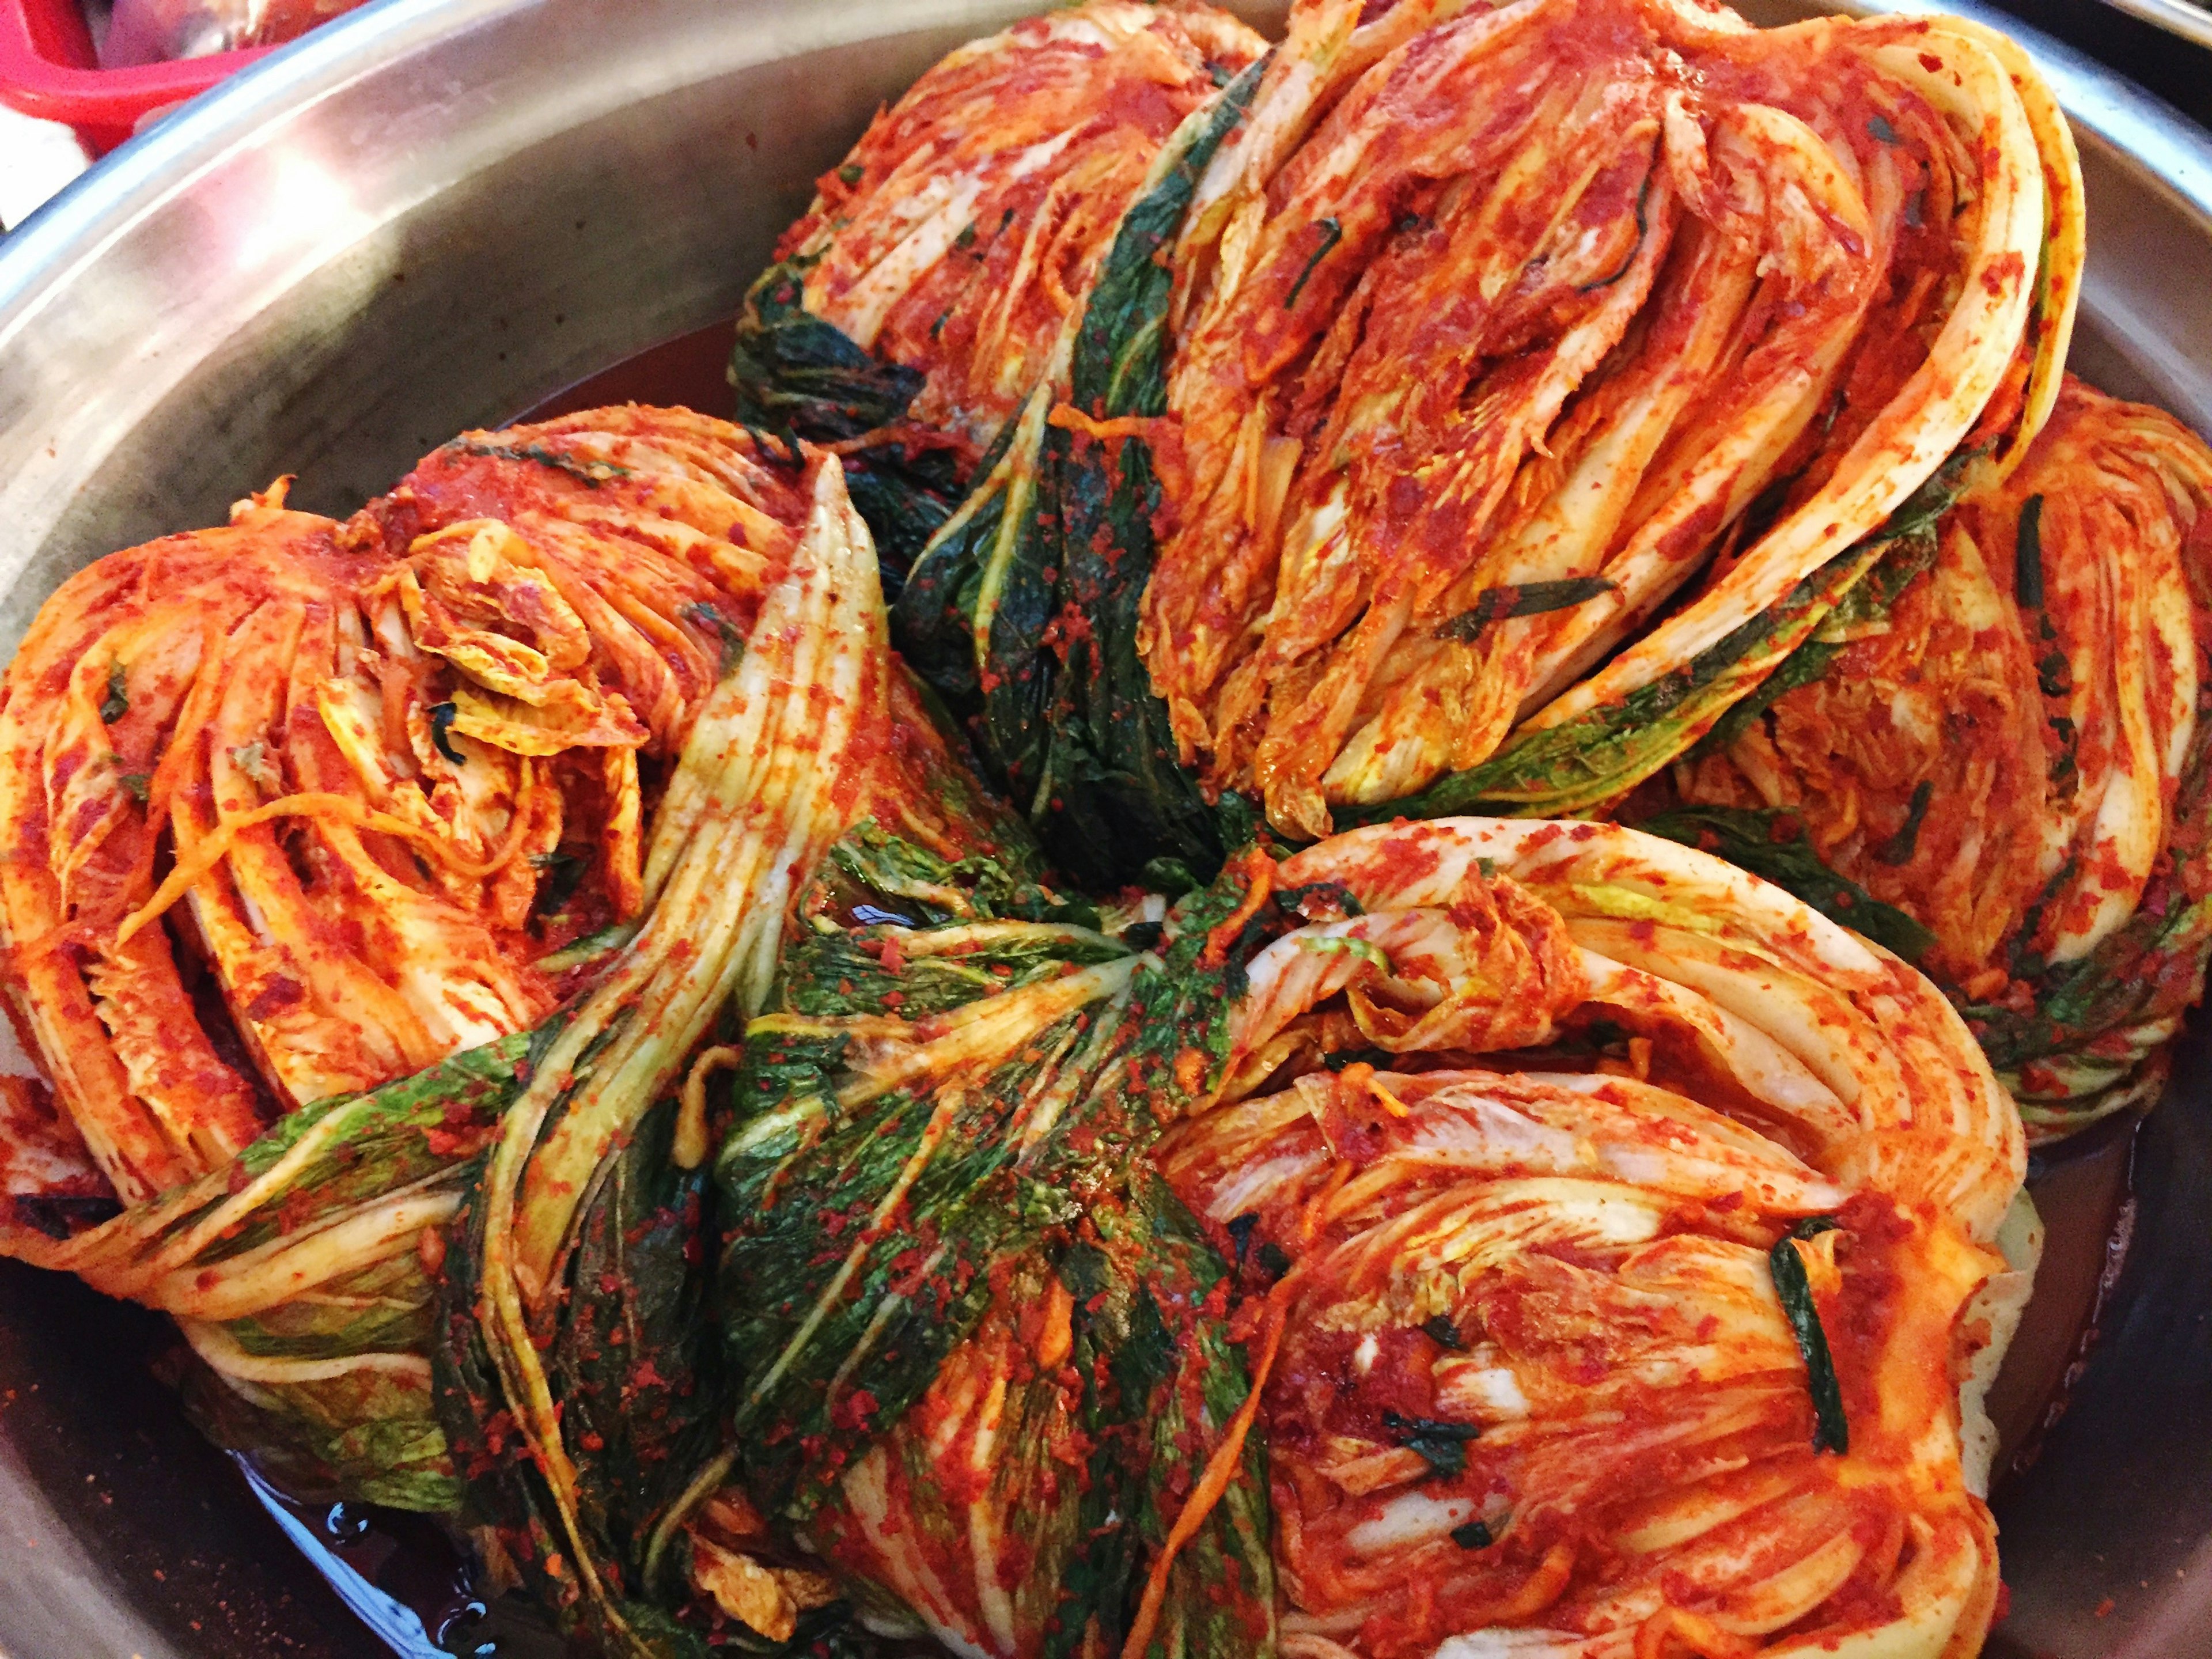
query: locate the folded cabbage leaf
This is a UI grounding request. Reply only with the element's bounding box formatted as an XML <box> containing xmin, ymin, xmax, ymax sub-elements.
<box><xmin>1149</xmin><ymin>817</ymin><xmax>2029</xmax><ymax>1659</ymax></box>
<box><xmin>893</xmin><ymin>60</ymin><xmax>1266</xmax><ymax>886</ymax></box>
<box><xmin>704</xmin><ymin>821</ymin><xmax>1278</xmax><ymax>1659</ymax></box>
<box><xmin>0</xmin><ymin>439</ymin><xmax>991</xmax><ymax>1659</ymax></box>
<box><xmin>729</xmin><ymin>0</ymin><xmax>1264</xmax><ymax>593</ymax></box>
<box><xmin>1662</xmin><ymin>379</ymin><xmax>2212</xmax><ymax>1136</ymax></box>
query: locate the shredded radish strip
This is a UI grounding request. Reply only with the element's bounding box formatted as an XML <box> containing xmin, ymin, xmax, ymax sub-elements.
<box><xmin>115</xmin><ymin>781</ymin><xmax>537</xmax><ymax>948</ymax></box>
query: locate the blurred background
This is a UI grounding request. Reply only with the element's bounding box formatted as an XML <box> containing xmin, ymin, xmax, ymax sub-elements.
<box><xmin>2</xmin><ymin>0</ymin><xmax>369</xmax><ymax>225</ymax></box>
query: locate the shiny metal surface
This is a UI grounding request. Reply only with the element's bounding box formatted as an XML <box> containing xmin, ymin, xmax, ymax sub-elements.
<box><xmin>0</xmin><ymin>1</ymin><xmax>2209</xmax><ymax>1656</ymax></box>
<box><xmin>2086</xmin><ymin>0</ymin><xmax>2212</xmax><ymax>53</ymax></box>
<box><xmin>0</xmin><ymin>0</ymin><xmax>1060</xmax><ymax>655</ymax></box>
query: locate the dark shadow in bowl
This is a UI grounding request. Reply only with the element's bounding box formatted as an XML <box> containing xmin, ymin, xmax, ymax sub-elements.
<box><xmin>1988</xmin><ymin>1020</ymin><xmax>2212</xmax><ymax>1656</ymax></box>
<box><xmin>0</xmin><ymin>1261</ymin><xmax>395</xmax><ymax>1659</ymax></box>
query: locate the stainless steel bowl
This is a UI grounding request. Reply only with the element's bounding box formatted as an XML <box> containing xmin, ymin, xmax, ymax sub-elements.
<box><xmin>1</xmin><ymin>1</ymin><xmax>2209</xmax><ymax>1655</ymax></box>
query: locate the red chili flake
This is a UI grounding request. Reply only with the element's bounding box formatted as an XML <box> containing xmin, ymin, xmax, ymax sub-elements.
<box><xmin>831</xmin><ymin>1388</ymin><xmax>881</xmax><ymax>1433</ymax></box>
<box><xmin>243</xmin><ymin>976</ymin><xmax>306</xmax><ymax>1021</ymax></box>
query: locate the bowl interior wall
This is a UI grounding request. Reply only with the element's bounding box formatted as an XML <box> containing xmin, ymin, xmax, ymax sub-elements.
<box><xmin>0</xmin><ymin>1</ymin><xmax>2208</xmax><ymax>1656</ymax></box>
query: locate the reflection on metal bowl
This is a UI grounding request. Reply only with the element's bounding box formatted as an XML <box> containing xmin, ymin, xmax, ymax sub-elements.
<box><xmin>0</xmin><ymin>1</ymin><xmax>2207</xmax><ymax>1656</ymax></box>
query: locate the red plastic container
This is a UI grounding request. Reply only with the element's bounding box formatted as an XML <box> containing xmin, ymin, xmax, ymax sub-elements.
<box><xmin>0</xmin><ymin>0</ymin><xmax>272</xmax><ymax>154</ymax></box>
